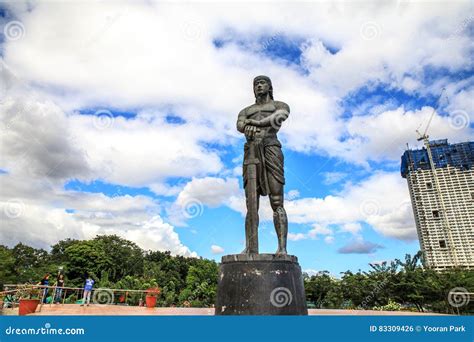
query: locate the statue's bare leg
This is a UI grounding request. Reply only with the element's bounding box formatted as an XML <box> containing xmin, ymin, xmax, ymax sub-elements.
<box><xmin>242</xmin><ymin>189</ymin><xmax>260</xmax><ymax>254</ymax></box>
<box><xmin>269</xmin><ymin>177</ymin><xmax>287</xmax><ymax>255</ymax></box>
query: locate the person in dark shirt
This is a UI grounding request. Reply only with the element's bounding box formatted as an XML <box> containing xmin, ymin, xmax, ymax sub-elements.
<box><xmin>54</xmin><ymin>274</ymin><xmax>65</xmax><ymax>304</ymax></box>
<box><xmin>38</xmin><ymin>273</ymin><xmax>50</xmax><ymax>304</ymax></box>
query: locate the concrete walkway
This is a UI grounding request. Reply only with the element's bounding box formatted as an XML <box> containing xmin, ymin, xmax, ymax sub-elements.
<box><xmin>24</xmin><ymin>304</ymin><xmax>443</xmax><ymax>316</ymax></box>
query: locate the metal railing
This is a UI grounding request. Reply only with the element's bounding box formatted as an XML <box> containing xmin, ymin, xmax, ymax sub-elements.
<box><xmin>447</xmin><ymin>289</ymin><xmax>473</xmax><ymax>315</ymax></box>
<box><xmin>2</xmin><ymin>284</ymin><xmax>152</xmax><ymax>313</ymax></box>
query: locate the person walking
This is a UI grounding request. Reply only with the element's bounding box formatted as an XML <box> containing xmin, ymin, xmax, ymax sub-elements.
<box><xmin>80</xmin><ymin>275</ymin><xmax>94</xmax><ymax>306</ymax></box>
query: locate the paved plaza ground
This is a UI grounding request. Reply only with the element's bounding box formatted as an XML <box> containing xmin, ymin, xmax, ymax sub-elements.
<box><xmin>2</xmin><ymin>304</ymin><xmax>444</xmax><ymax>316</ymax></box>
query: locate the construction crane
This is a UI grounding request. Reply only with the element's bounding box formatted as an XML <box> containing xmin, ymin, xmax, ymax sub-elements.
<box><xmin>415</xmin><ymin>88</ymin><xmax>447</xmax><ymax>141</ymax></box>
<box><xmin>414</xmin><ymin>88</ymin><xmax>459</xmax><ymax>268</ymax></box>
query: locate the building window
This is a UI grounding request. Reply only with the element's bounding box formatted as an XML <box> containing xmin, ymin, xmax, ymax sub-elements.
<box><xmin>432</xmin><ymin>210</ymin><xmax>440</xmax><ymax>218</ymax></box>
<box><xmin>426</xmin><ymin>182</ymin><xmax>433</xmax><ymax>189</ymax></box>
<box><xmin>471</xmin><ymin>192</ymin><xmax>474</xmax><ymax>200</ymax></box>
<box><xmin>439</xmin><ymin>240</ymin><xmax>447</xmax><ymax>248</ymax></box>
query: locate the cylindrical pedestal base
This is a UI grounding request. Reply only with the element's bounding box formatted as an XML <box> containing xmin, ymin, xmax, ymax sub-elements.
<box><xmin>215</xmin><ymin>254</ymin><xmax>308</xmax><ymax>315</ymax></box>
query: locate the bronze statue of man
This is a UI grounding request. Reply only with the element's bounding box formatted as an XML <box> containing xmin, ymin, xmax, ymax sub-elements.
<box><xmin>237</xmin><ymin>75</ymin><xmax>289</xmax><ymax>255</ymax></box>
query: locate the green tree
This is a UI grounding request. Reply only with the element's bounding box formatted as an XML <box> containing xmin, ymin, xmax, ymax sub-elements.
<box><xmin>93</xmin><ymin>235</ymin><xmax>144</xmax><ymax>282</ymax></box>
<box><xmin>305</xmin><ymin>271</ymin><xmax>340</xmax><ymax>308</ymax></box>
<box><xmin>179</xmin><ymin>260</ymin><xmax>218</xmax><ymax>307</ymax></box>
<box><xmin>0</xmin><ymin>245</ymin><xmax>16</xmax><ymax>287</ymax></box>
<box><xmin>50</xmin><ymin>238</ymin><xmax>80</xmax><ymax>263</ymax></box>
<box><xmin>11</xmin><ymin>243</ymin><xmax>51</xmax><ymax>283</ymax></box>
<box><xmin>64</xmin><ymin>240</ymin><xmax>113</xmax><ymax>285</ymax></box>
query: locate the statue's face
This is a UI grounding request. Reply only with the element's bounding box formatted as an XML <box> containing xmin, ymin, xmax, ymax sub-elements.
<box><xmin>254</xmin><ymin>79</ymin><xmax>270</xmax><ymax>96</ymax></box>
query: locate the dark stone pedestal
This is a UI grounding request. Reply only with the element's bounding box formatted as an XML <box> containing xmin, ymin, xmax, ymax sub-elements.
<box><xmin>215</xmin><ymin>254</ymin><xmax>308</xmax><ymax>315</ymax></box>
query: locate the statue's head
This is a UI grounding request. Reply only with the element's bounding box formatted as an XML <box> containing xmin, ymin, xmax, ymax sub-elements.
<box><xmin>253</xmin><ymin>75</ymin><xmax>273</xmax><ymax>100</ymax></box>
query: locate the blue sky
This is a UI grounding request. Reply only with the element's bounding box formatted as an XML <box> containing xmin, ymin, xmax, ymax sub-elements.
<box><xmin>0</xmin><ymin>1</ymin><xmax>473</xmax><ymax>276</ymax></box>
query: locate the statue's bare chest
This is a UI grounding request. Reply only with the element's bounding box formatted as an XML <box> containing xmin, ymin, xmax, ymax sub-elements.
<box><xmin>246</xmin><ymin>103</ymin><xmax>276</xmax><ymax>120</ymax></box>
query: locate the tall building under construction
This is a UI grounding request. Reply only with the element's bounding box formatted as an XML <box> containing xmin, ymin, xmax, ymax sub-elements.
<box><xmin>401</xmin><ymin>139</ymin><xmax>474</xmax><ymax>271</ymax></box>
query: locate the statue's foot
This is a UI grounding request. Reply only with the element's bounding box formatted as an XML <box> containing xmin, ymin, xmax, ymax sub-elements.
<box><xmin>275</xmin><ymin>247</ymin><xmax>287</xmax><ymax>255</ymax></box>
<box><xmin>241</xmin><ymin>247</ymin><xmax>258</xmax><ymax>254</ymax></box>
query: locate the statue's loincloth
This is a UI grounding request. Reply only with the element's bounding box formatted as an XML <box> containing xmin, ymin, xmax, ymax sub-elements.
<box><xmin>243</xmin><ymin>137</ymin><xmax>285</xmax><ymax>196</ymax></box>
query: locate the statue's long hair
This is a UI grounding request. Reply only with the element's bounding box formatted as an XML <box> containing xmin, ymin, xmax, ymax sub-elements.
<box><xmin>253</xmin><ymin>75</ymin><xmax>273</xmax><ymax>101</ymax></box>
